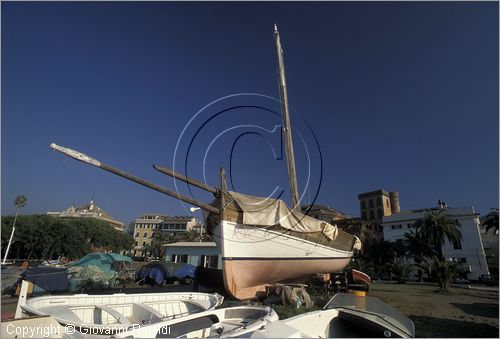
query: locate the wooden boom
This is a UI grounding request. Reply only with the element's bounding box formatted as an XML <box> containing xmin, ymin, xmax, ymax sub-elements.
<box><xmin>49</xmin><ymin>143</ymin><xmax>221</xmax><ymax>214</ymax></box>
<box><xmin>153</xmin><ymin>164</ymin><xmax>218</xmax><ymax>194</ymax></box>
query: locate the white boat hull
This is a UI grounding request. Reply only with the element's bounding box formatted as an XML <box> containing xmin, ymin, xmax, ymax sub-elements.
<box><xmin>250</xmin><ymin>294</ymin><xmax>415</xmax><ymax>338</ymax></box>
<box><xmin>215</xmin><ymin>220</ymin><xmax>353</xmax><ymax>299</ymax></box>
<box><xmin>18</xmin><ymin>290</ymin><xmax>223</xmax><ymax>336</ymax></box>
<box><xmin>113</xmin><ymin>305</ymin><xmax>278</xmax><ymax>338</ymax></box>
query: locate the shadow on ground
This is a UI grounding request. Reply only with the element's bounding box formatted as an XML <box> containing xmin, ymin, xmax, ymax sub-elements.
<box><xmin>410</xmin><ymin>315</ymin><xmax>499</xmax><ymax>338</ymax></box>
<box><xmin>450</xmin><ymin>302</ymin><xmax>499</xmax><ymax>318</ymax></box>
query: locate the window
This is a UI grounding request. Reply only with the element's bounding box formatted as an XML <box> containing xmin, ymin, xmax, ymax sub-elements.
<box><xmin>171</xmin><ymin>254</ymin><xmax>188</xmax><ymax>264</ymax></box>
<box><xmin>361</xmin><ymin>201</ymin><xmax>366</xmax><ymax>209</ymax></box>
<box><xmin>142</xmin><ymin>241</ymin><xmax>146</xmax><ymax>246</ymax></box>
<box><xmin>135</xmin><ymin>232</ymin><xmax>139</xmax><ymax>237</ymax></box>
<box><xmin>377</xmin><ymin>209</ymin><xmax>383</xmax><ymax>219</ymax></box>
<box><xmin>386</xmin><ymin>199</ymin><xmax>389</xmax><ymax>208</ymax></box>
<box><xmin>377</xmin><ymin>198</ymin><xmax>382</xmax><ymax>207</ymax></box>
<box><xmin>369</xmin><ymin>210</ymin><xmax>375</xmax><ymax>220</ymax></box>
<box><xmin>201</xmin><ymin>255</ymin><xmax>219</xmax><ymax>268</ymax></box>
<box><xmin>369</xmin><ymin>199</ymin><xmax>374</xmax><ymax>208</ymax></box>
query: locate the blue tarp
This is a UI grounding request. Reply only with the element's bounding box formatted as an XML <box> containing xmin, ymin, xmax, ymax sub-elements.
<box><xmin>21</xmin><ymin>267</ymin><xmax>69</xmax><ymax>292</ymax></box>
<box><xmin>135</xmin><ymin>262</ymin><xmax>168</xmax><ymax>286</ymax></box>
<box><xmin>175</xmin><ymin>264</ymin><xmax>197</xmax><ymax>279</ymax></box>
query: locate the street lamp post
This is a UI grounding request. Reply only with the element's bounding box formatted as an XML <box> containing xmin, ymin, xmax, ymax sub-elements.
<box><xmin>190</xmin><ymin>207</ymin><xmax>202</xmax><ymax>242</ymax></box>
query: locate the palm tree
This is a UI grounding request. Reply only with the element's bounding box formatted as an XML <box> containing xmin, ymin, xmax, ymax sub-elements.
<box><xmin>403</xmin><ymin>228</ymin><xmax>435</xmax><ymax>282</ymax></box>
<box><xmin>416</xmin><ymin>209</ymin><xmax>462</xmax><ymax>261</ymax></box>
<box><xmin>388</xmin><ymin>257</ymin><xmax>415</xmax><ymax>284</ymax></box>
<box><xmin>415</xmin><ymin>256</ymin><xmax>434</xmax><ymax>281</ymax></box>
<box><xmin>481</xmin><ymin>208</ymin><xmax>499</xmax><ymax>235</ymax></box>
<box><xmin>2</xmin><ymin>195</ymin><xmax>27</xmax><ymax>264</ymax></box>
<box><xmin>429</xmin><ymin>256</ymin><xmax>459</xmax><ymax>291</ymax></box>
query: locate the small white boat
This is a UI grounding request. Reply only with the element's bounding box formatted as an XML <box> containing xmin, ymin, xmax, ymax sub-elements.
<box><xmin>113</xmin><ymin>305</ymin><xmax>278</xmax><ymax>338</ymax></box>
<box><xmin>17</xmin><ymin>281</ymin><xmax>224</xmax><ymax>336</ymax></box>
<box><xmin>250</xmin><ymin>293</ymin><xmax>415</xmax><ymax>338</ymax></box>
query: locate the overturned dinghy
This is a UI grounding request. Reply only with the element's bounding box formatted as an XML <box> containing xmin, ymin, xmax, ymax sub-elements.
<box><xmin>18</xmin><ymin>283</ymin><xmax>224</xmax><ymax>336</ymax></box>
<box><xmin>112</xmin><ymin>305</ymin><xmax>278</xmax><ymax>338</ymax></box>
<box><xmin>250</xmin><ymin>293</ymin><xmax>415</xmax><ymax>338</ymax></box>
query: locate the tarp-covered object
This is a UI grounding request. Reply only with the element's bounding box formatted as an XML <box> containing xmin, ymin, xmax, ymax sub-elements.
<box><xmin>230</xmin><ymin>192</ymin><xmax>338</xmax><ymax>240</ymax></box>
<box><xmin>21</xmin><ymin>267</ymin><xmax>69</xmax><ymax>292</ymax></box>
<box><xmin>136</xmin><ymin>262</ymin><xmax>168</xmax><ymax>286</ymax></box>
<box><xmin>206</xmin><ymin>191</ymin><xmax>361</xmax><ymax>252</ymax></box>
<box><xmin>175</xmin><ymin>264</ymin><xmax>197</xmax><ymax>279</ymax></box>
<box><xmin>67</xmin><ymin>253</ymin><xmax>132</xmax><ymax>274</ymax></box>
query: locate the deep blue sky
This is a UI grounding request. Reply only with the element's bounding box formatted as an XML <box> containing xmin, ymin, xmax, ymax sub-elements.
<box><xmin>2</xmin><ymin>2</ymin><xmax>498</xmax><ymax>226</ymax></box>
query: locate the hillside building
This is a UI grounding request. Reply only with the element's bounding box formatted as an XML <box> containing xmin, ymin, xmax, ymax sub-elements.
<box><xmin>47</xmin><ymin>200</ymin><xmax>124</xmax><ymax>232</ymax></box>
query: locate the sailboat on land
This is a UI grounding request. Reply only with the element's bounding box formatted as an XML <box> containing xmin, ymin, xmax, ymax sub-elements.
<box><xmin>49</xmin><ymin>25</ymin><xmax>361</xmax><ymax>300</ymax></box>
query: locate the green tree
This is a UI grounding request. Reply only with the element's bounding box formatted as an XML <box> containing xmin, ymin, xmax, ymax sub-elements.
<box><xmin>403</xmin><ymin>228</ymin><xmax>435</xmax><ymax>282</ymax></box>
<box><xmin>430</xmin><ymin>256</ymin><xmax>460</xmax><ymax>290</ymax></box>
<box><xmin>481</xmin><ymin>208</ymin><xmax>499</xmax><ymax>235</ymax></box>
<box><xmin>388</xmin><ymin>257</ymin><xmax>415</xmax><ymax>284</ymax></box>
<box><xmin>2</xmin><ymin>195</ymin><xmax>27</xmax><ymax>264</ymax></box>
<box><xmin>1</xmin><ymin>214</ymin><xmax>134</xmax><ymax>260</ymax></box>
<box><xmin>416</xmin><ymin>209</ymin><xmax>462</xmax><ymax>261</ymax></box>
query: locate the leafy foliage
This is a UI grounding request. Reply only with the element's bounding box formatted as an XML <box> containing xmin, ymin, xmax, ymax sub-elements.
<box><xmin>387</xmin><ymin>257</ymin><xmax>415</xmax><ymax>283</ymax></box>
<box><xmin>417</xmin><ymin>256</ymin><xmax>461</xmax><ymax>290</ymax></box>
<box><xmin>415</xmin><ymin>209</ymin><xmax>462</xmax><ymax>260</ymax></box>
<box><xmin>403</xmin><ymin>228</ymin><xmax>435</xmax><ymax>282</ymax></box>
<box><xmin>482</xmin><ymin>208</ymin><xmax>499</xmax><ymax>235</ymax></box>
<box><xmin>1</xmin><ymin>215</ymin><xmax>134</xmax><ymax>260</ymax></box>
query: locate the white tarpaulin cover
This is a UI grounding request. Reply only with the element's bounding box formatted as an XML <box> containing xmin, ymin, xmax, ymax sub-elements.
<box><xmin>228</xmin><ymin>191</ymin><xmax>339</xmax><ymax>241</ymax></box>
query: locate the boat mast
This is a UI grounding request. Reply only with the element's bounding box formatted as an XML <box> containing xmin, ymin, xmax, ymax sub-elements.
<box><xmin>274</xmin><ymin>24</ymin><xmax>300</xmax><ymax>212</ymax></box>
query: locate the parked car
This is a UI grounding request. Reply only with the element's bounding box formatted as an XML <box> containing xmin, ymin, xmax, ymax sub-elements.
<box><xmin>452</xmin><ymin>277</ymin><xmax>471</xmax><ymax>284</ymax></box>
<box><xmin>478</xmin><ymin>274</ymin><xmax>497</xmax><ymax>286</ymax></box>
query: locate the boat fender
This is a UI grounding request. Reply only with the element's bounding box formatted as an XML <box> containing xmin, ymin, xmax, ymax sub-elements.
<box><xmin>353</xmin><ymin>236</ymin><xmax>362</xmax><ymax>251</ymax></box>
